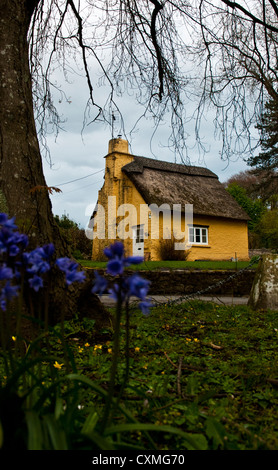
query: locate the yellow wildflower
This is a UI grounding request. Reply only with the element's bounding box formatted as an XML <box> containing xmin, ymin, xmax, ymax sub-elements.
<box><xmin>134</xmin><ymin>347</ymin><xmax>140</xmax><ymax>353</ymax></box>
<box><xmin>85</xmin><ymin>342</ymin><xmax>90</xmax><ymax>347</ymax></box>
<box><xmin>53</xmin><ymin>361</ymin><xmax>63</xmax><ymax>369</ymax></box>
<box><xmin>108</xmin><ymin>348</ymin><xmax>113</xmax><ymax>354</ymax></box>
<box><xmin>12</xmin><ymin>336</ymin><xmax>16</xmax><ymax>342</ymax></box>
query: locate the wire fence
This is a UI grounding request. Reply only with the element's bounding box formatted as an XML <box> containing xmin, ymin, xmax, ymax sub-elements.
<box><xmin>150</xmin><ymin>255</ymin><xmax>261</xmax><ymax>308</ymax></box>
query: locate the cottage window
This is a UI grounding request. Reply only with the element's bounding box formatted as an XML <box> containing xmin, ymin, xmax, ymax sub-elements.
<box><xmin>189</xmin><ymin>226</ymin><xmax>208</xmax><ymax>245</ymax></box>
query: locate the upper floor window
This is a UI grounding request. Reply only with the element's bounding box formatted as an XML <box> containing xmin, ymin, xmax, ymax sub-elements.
<box><xmin>189</xmin><ymin>226</ymin><xmax>208</xmax><ymax>245</ymax></box>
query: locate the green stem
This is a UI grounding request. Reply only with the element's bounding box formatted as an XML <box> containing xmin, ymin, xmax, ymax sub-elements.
<box><xmin>100</xmin><ymin>287</ymin><xmax>123</xmax><ymax>434</ymax></box>
<box><xmin>15</xmin><ymin>273</ymin><xmax>24</xmax><ymax>358</ymax></box>
<box><xmin>0</xmin><ymin>307</ymin><xmax>10</xmax><ymax>378</ymax></box>
<box><xmin>116</xmin><ymin>299</ymin><xmax>130</xmax><ymax>407</ymax></box>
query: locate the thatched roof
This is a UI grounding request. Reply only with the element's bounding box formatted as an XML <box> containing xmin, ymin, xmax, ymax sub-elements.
<box><xmin>122</xmin><ymin>156</ymin><xmax>249</xmax><ymax>221</ymax></box>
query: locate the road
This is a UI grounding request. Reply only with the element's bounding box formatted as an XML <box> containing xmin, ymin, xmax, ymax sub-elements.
<box><xmin>98</xmin><ymin>294</ymin><xmax>249</xmax><ymax>307</ymax></box>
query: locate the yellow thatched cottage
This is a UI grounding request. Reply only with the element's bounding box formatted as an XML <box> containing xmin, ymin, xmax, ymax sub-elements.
<box><xmin>91</xmin><ymin>137</ymin><xmax>249</xmax><ymax>261</ymax></box>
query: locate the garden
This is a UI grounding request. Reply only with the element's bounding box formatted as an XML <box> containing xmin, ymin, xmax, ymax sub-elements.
<box><xmin>0</xmin><ymin>214</ymin><xmax>278</xmax><ymax>451</ymax></box>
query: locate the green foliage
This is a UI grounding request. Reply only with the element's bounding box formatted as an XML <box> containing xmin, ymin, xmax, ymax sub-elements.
<box><xmin>226</xmin><ymin>183</ymin><xmax>265</xmax><ymax>230</ymax></box>
<box><xmin>54</xmin><ymin>214</ymin><xmax>92</xmax><ymax>259</ymax></box>
<box><xmin>249</xmin><ymin>98</ymin><xmax>278</xmax><ymax>171</ymax></box>
<box><xmin>2</xmin><ymin>300</ymin><xmax>278</xmax><ymax>450</ymax></box>
<box><xmin>255</xmin><ymin>209</ymin><xmax>278</xmax><ymax>250</ymax></box>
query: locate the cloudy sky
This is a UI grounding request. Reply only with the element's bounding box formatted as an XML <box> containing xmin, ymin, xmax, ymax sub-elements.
<box><xmin>41</xmin><ymin>68</ymin><xmax>251</xmax><ymax>230</ymax></box>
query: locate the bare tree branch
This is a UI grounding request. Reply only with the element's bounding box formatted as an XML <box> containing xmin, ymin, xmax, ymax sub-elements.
<box><xmin>149</xmin><ymin>0</ymin><xmax>164</xmax><ymax>100</ymax></box>
<box><xmin>220</xmin><ymin>0</ymin><xmax>278</xmax><ymax>33</ymax></box>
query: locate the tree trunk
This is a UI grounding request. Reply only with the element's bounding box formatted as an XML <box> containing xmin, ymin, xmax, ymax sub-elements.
<box><xmin>0</xmin><ymin>0</ymin><xmax>108</xmax><ymax>327</ymax></box>
<box><xmin>0</xmin><ymin>0</ymin><xmax>64</xmax><ymax>249</ymax></box>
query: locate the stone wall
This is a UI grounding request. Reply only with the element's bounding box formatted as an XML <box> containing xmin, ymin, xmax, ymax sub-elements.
<box><xmin>87</xmin><ymin>268</ymin><xmax>255</xmax><ymax>296</ymax></box>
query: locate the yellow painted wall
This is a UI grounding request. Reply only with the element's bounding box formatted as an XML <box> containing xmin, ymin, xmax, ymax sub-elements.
<box><xmin>92</xmin><ymin>138</ymin><xmax>249</xmax><ymax>261</ymax></box>
<box><xmin>145</xmin><ymin>214</ymin><xmax>249</xmax><ymax>261</ymax></box>
<box><xmin>188</xmin><ymin>216</ymin><xmax>249</xmax><ymax>261</ymax></box>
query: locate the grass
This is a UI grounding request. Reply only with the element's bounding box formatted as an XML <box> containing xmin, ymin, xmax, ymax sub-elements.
<box><xmin>79</xmin><ymin>259</ymin><xmax>258</xmax><ymax>271</ymax></box>
<box><xmin>18</xmin><ymin>299</ymin><xmax>278</xmax><ymax>450</ymax></box>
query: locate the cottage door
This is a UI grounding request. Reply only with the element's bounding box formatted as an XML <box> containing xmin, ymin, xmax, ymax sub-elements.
<box><xmin>132</xmin><ymin>225</ymin><xmax>144</xmax><ymax>256</ymax></box>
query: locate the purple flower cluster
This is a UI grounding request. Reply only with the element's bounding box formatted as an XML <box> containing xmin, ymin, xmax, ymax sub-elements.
<box><xmin>0</xmin><ymin>214</ymin><xmax>152</xmax><ymax>316</ymax></box>
<box><xmin>92</xmin><ymin>241</ymin><xmax>152</xmax><ymax>315</ymax></box>
<box><xmin>23</xmin><ymin>243</ymin><xmax>55</xmax><ymax>291</ymax></box>
<box><xmin>0</xmin><ymin>213</ymin><xmax>86</xmax><ymax>310</ymax></box>
<box><xmin>0</xmin><ymin>214</ymin><xmax>28</xmax><ymax>258</ymax></box>
<box><xmin>56</xmin><ymin>257</ymin><xmax>86</xmax><ymax>286</ymax></box>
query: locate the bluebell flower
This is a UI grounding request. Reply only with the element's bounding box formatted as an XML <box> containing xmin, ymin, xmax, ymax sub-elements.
<box><xmin>103</xmin><ymin>241</ymin><xmax>125</xmax><ymax>260</ymax></box>
<box><xmin>28</xmin><ymin>274</ymin><xmax>44</xmax><ymax>292</ymax></box>
<box><xmin>0</xmin><ymin>228</ymin><xmax>15</xmax><ymax>255</ymax></box>
<box><xmin>0</xmin><ymin>213</ymin><xmax>18</xmax><ymax>231</ymax></box>
<box><xmin>103</xmin><ymin>242</ymin><xmax>143</xmax><ymax>276</ymax></box>
<box><xmin>107</xmin><ymin>258</ymin><xmax>124</xmax><ymax>276</ymax></box>
<box><xmin>126</xmin><ymin>274</ymin><xmax>150</xmax><ymax>300</ymax></box>
<box><xmin>65</xmin><ymin>269</ymin><xmax>86</xmax><ymax>286</ymax></box>
<box><xmin>138</xmin><ymin>300</ymin><xmax>152</xmax><ymax>316</ymax></box>
<box><xmin>124</xmin><ymin>256</ymin><xmax>144</xmax><ymax>266</ymax></box>
<box><xmin>94</xmin><ymin>242</ymin><xmax>152</xmax><ymax>314</ymax></box>
<box><xmin>56</xmin><ymin>257</ymin><xmax>72</xmax><ymax>272</ymax></box>
<box><xmin>9</xmin><ymin>244</ymin><xmax>20</xmax><ymax>257</ymax></box>
<box><xmin>0</xmin><ymin>228</ymin><xmax>29</xmax><ymax>257</ymax></box>
<box><xmin>108</xmin><ymin>283</ymin><xmax>127</xmax><ymax>302</ymax></box>
<box><xmin>24</xmin><ymin>248</ymin><xmax>51</xmax><ymax>275</ymax></box>
<box><xmin>0</xmin><ymin>213</ymin><xmax>28</xmax><ymax>258</ymax></box>
<box><xmin>0</xmin><ymin>296</ymin><xmax>6</xmax><ymax>311</ymax></box>
<box><xmin>38</xmin><ymin>243</ymin><xmax>55</xmax><ymax>261</ymax></box>
<box><xmin>0</xmin><ymin>264</ymin><xmax>14</xmax><ymax>281</ymax></box>
<box><xmin>24</xmin><ymin>244</ymin><xmax>55</xmax><ymax>277</ymax></box>
<box><xmin>0</xmin><ymin>281</ymin><xmax>19</xmax><ymax>310</ymax></box>
<box><xmin>91</xmin><ymin>271</ymin><xmax>108</xmax><ymax>295</ymax></box>
<box><xmin>56</xmin><ymin>257</ymin><xmax>86</xmax><ymax>286</ymax></box>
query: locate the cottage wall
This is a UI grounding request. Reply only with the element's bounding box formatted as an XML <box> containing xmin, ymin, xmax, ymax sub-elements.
<box><xmin>146</xmin><ymin>214</ymin><xmax>249</xmax><ymax>261</ymax></box>
<box><xmin>187</xmin><ymin>216</ymin><xmax>249</xmax><ymax>261</ymax></box>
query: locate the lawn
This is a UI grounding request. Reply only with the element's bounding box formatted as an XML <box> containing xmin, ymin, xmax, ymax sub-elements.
<box><xmin>6</xmin><ymin>299</ymin><xmax>277</xmax><ymax>450</ymax></box>
<box><xmin>79</xmin><ymin>259</ymin><xmax>258</xmax><ymax>271</ymax></box>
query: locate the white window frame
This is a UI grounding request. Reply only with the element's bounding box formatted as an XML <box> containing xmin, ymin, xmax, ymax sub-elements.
<box><xmin>188</xmin><ymin>226</ymin><xmax>208</xmax><ymax>245</ymax></box>
<box><xmin>134</xmin><ymin>224</ymin><xmax>144</xmax><ymax>243</ymax></box>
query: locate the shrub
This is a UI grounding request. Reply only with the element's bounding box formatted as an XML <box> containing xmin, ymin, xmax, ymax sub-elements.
<box><xmin>54</xmin><ymin>214</ymin><xmax>92</xmax><ymax>259</ymax></box>
<box><xmin>155</xmin><ymin>235</ymin><xmax>190</xmax><ymax>261</ymax></box>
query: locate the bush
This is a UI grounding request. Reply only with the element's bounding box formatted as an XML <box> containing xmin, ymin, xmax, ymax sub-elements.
<box><xmin>255</xmin><ymin>209</ymin><xmax>278</xmax><ymax>250</ymax></box>
<box><xmin>155</xmin><ymin>235</ymin><xmax>190</xmax><ymax>261</ymax></box>
<box><xmin>54</xmin><ymin>214</ymin><xmax>92</xmax><ymax>259</ymax></box>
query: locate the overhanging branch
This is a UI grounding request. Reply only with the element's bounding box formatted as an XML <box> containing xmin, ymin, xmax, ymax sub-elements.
<box><xmin>149</xmin><ymin>0</ymin><xmax>164</xmax><ymax>100</ymax></box>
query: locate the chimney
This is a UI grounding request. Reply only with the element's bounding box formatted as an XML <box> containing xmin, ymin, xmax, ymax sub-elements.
<box><xmin>108</xmin><ymin>136</ymin><xmax>129</xmax><ymax>154</ymax></box>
